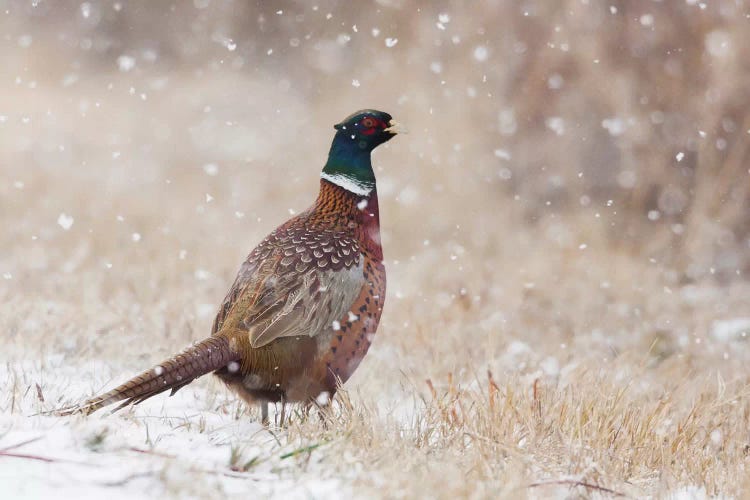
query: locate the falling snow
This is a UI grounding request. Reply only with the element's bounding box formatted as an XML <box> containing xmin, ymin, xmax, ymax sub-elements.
<box><xmin>472</xmin><ymin>45</ymin><xmax>489</xmax><ymax>62</ymax></box>
<box><xmin>117</xmin><ymin>55</ymin><xmax>136</xmax><ymax>72</ymax></box>
<box><xmin>2</xmin><ymin>3</ymin><xmax>750</xmax><ymax>498</ymax></box>
<box><xmin>57</xmin><ymin>213</ymin><xmax>74</xmax><ymax>230</ymax></box>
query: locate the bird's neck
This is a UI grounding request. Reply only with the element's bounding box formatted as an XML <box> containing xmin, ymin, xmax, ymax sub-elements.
<box><xmin>321</xmin><ymin>132</ymin><xmax>375</xmax><ymax>196</ymax></box>
<box><xmin>315</xmin><ymin>179</ymin><xmax>383</xmax><ymax>260</ymax></box>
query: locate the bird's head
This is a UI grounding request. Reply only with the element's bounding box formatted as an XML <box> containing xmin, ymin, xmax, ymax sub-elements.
<box><xmin>322</xmin><ymin>109</ymin><xmax>400</xmax><ymax>195</ymax></box>
<box><xmin>333</xmin><ymin>109</ymin><xmax>401</xmax><ymax>152</ymax></box>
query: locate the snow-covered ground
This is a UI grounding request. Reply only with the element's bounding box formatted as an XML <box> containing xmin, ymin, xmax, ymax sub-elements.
<box><xmin>1</xmin><ymin>359</ymin><xmax>352</xmax><ymax>499</ymax></box>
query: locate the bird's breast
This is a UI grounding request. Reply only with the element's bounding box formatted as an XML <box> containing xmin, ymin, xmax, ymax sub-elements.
<box><xmin>314</xmin><ymin>252</ymin><xmax>386</xmax><ymax>388</ymax></box>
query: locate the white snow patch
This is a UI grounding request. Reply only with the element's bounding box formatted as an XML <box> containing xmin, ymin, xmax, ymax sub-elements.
<box><xmin>57</xmin><ymin>213</ymin><xmax>74</xmax><ymax>230</ymax></box>
<box><xmin>0</xmin><ymin>356</ymin><xmax>343</xmax><ymax>499</ymax></box>
<box><xmin>666</xmin><ymin>485</ymin><xmax>711</xmax><ymax>500</ymax></box>
<box><xmin>540</xmin><ymin>356</ymin><xmax>560</xmax><ymax>377</ymax></box>
<box><xmin>315</xmin><ymin>392</ymin><xmax>330</xmax><ymax>406</ymax></box>
<box><xmin>711</xmin><ymin>318</ymin><xmax>750</xmax><ymax>342</ymax></box>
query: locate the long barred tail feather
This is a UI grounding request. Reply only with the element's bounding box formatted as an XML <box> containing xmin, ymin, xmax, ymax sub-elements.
<box><xmin>56</xmin><ymin>334</ymin><xmax>239</xmax><ymax>416</ymax></box>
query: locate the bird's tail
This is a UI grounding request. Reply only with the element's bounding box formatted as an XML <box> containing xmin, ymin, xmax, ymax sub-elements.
<box><xmin>57</xmin><ymin>334</ymin><xmax>239</xmax><ymax>416</ymax></box>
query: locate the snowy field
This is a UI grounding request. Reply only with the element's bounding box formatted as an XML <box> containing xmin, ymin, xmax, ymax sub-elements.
<box><xmin>3</xmin><ymin>2</ymin><xmax>750</xmax><ymax>498</ymax></box>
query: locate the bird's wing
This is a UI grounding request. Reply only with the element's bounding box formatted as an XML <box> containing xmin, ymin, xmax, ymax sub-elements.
<box><xmin>211</xmin><ymin>256</ymin><xmax>259</xmax><ymax>335</ymax></box>
<box><xmin>244</xmin><ymin>259</ymin><xmax>365</xmax><ymax>348</ymax></box>
<box><xmin>212</xmin><ymin>226</ymin><xmax>365</xmax><ymax>348</ymax></box>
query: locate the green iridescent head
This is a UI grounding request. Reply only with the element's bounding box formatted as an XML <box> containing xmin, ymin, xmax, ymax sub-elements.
<box><xmin>333</xmin><ymin>109</ymin><xmax>398</xmax><ymax>151</ymax></box>
<box><xmin>322</xmin><ymin>109</ymin><xmax>399</xmax><ymax>195</ymax></box>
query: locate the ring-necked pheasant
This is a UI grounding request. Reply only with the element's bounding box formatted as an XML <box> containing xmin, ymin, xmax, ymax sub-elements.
<box><xmin>58</xmin><ymin>109</ymin><xmax>399</xmax><ymax>422</ymax></box>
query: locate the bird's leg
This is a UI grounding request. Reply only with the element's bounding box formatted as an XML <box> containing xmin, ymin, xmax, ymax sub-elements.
<box><xmin>279</xmin><ymin>396</ymin><xmax>287</xmax><ymax>427</ymax></box>
<box><xmin>261</xmin><ymin>402</ymin><xmax>269</xmax><ymax>426</ymax></box>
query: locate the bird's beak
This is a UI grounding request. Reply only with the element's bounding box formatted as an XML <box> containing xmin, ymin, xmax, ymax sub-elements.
<box><xmin>384</xmin><ymin>119</ymin><xmax>406</xmax><ymax>135</ymax></box>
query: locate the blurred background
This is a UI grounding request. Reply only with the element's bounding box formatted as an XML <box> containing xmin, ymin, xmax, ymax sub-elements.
<box><xmin>1</xmin><ymin>0</ymin><xmax>750</xmax><ymax>385</ymax></box>
<box><xmin>2</xmin><ymin>1</ymin><xmax>750</xmax><ymax>496</ymax></box>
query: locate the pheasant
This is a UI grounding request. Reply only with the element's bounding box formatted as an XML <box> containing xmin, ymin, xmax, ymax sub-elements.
<box><xmin>58</xmin><ymin>109</ymin><xmax>399</xmax><ymax>423</ymax></box>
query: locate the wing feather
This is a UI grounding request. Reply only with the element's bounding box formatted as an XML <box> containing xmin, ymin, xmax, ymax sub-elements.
<box><xmin>247</xmin><ymin>261</ymin><xmax>364</xmax><ymax>348</ymax></box>
<box><xmin>212</xmin><ymin>230</ymin><xmax>364</xmax><ymax>349</ymax></box>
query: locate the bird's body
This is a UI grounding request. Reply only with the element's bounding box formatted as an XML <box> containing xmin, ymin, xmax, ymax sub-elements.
<box><xmin>211</xmin><ymin>177</ymin><xmax>386</xmax><ymax>406</ymax></box>
<box><xmin>58</xmin><ymin>109</ymin><xmax>398</xmax><ymax>419</ymax></box>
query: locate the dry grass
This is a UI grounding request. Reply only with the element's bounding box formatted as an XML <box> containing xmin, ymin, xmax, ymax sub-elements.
<box><xmin>2</xmin><ymin>1</ymin><xmax>750</xmax><ymax>498</ymax></box>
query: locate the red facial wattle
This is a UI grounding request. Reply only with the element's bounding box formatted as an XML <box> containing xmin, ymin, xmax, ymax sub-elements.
<box><xmin>359</xmin><ymin>117</ymin><xmax>386</xmax><ymax>135</ymax></box>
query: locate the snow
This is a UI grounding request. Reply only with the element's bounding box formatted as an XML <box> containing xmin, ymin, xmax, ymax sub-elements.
<box><xmin>711</xmin><ymin>318</ymin><xmax>750</xmax><ymax>342</ymax></box>
<box><xmin>116</xmin><ymin>55</ymin><xmax>136</xmax><ymax>73</ymax></box>
<box><xmin>0</xmin><ymin>359</ymin><xmax>351</xmax><ymax>499</ymax></box>
<box><xmin>666</xmin><ymin>485</ymin><xmax>713</xmax><ymax>500</ymax></box>
<box><xmin>547</xmin><ymin>73</ymin><xmax>564</xmax><ymax>89</ymax></box>
<box><xmin>472</xmin><ymin>45</ymin><xmax>489</xmax><ymax>62</ymax></box>
<box><xmin>601</xmin><ymin>117</ymin><xmax>626</xmax><ymax>136</ymax></box>
<box><xmin>640</xmin><ymin>14</ymin><xmax>654</xmax><ymax>27</ymax></box>
<box><xmin>545</xmin><ymin>116</ymin><xmax>565</xmax><ymax>136</ymax></box>
<box><xmin>17</xmin><ymin>34</ymin><xmax>32</xmax><ymax>48</ymax></box>
<box><xmin>540</xmin><ymin>356</ymin><xmax>560</xmax><ymax>377</ymax></box>
<box><xmin>2</xmin><ymin>2</ymin><xmax>749</xmax><ymax>496</ymax></box>
<box><xmin>202</xmin><ymin>163</ymin><xmax>219</xmax><ymax>176</ymax></box>
<box><xmin>315</xmin><ymin>392</ymin><xmax>330</xmax><ymax>406</ymax></box>
<box><xmin>705</xmin><ymin>30</ymin><xmax>731</xmax><ymax>58</ymax></box>
<box><xmin>57</xmin><ymin>213</ymin><xmax>74</xmax><ymax>230</ymax></box>
<box><xmin>493</xmin><ymin>148</ymin><xmax>511</xmax><ymax>160</ymax></box>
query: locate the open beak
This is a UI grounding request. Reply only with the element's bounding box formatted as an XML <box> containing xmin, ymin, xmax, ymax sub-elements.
<box><xmin>384</xmin><ymin>119</ymin><xmax>406</xmax><ymax>135</ymax></box>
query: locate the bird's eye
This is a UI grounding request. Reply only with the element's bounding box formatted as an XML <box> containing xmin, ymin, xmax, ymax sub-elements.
<box><xmin>360</xmin><ymin>117</ymin><xmax>376</xmax><ymax>128</ymax></box>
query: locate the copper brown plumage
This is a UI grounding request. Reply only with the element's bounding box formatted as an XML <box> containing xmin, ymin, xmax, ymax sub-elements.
<box><xmin>57</xmin><ymin>109</ymin><xmax>398</xmax><ymax>421</ymax></box>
